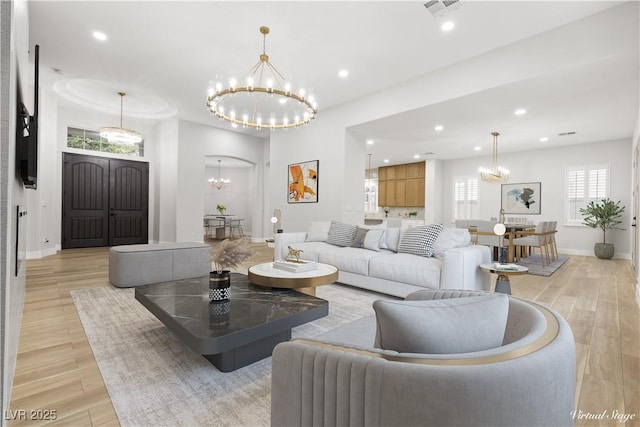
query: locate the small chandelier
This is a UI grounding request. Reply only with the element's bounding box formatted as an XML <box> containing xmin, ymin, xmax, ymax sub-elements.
<box><xmin>209</xmin><ymin>160</ymin><xmax>230</xmax><ymax>190</ymax></box>
<box><xmin>100</xmin><ymin>92</ymin><xmax>143</xmax><ymax>145</ymax></box>
<box><xmin>206</xmin><ymin>26</ymin><xmax>318</xmax><ymax>130</ymax></box>
<box><xmin>479</xmin><ymin>131</ymin><xmax>509</xmax><ymax>183</ymax></box>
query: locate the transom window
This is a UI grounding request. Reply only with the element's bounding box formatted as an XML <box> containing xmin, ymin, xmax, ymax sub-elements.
<box><xmin>565</xmin><ymin>164</ymin><xmax>609</xmax><ymax>225</ymax></box>
<box><xmin>67</xmin><ymin>127</ymin><xmax>144</xmax><ymax>157</ymax></box>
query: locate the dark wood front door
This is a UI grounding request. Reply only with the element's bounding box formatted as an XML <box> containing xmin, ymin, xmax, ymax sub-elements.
<box><xmin>62</xmin><ymin>153</ymin><xmax>149</xmax><ymax>249</ymax></box>
<box><xmin>109</xmin><ymin>159</ymin><xmax>149</xmax><ymax>246</ymax></box>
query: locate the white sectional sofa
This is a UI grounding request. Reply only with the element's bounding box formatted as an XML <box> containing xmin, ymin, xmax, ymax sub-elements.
<box><xmin>274</xmin><ymin>221</ymin><xmax>491</xmax><ymax>298</ymax></box>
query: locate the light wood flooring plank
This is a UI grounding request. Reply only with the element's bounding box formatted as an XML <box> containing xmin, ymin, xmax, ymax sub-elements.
<box><xmin>8</xmin><ymin>245</ymin><xmax>640</xmax><ymax>427</ymax></box>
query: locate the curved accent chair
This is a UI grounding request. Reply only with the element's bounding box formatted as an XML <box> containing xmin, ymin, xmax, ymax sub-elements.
<box><xmin>271</xmin><ymin>289</ymin><xmax>575</xmax><ymax>427</ymax></box>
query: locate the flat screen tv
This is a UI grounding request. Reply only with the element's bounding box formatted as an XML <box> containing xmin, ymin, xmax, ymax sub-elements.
<box><xmin>16</xmin><ymin>44</ymin><xmax>38</xmax><ymax>189</ymax></box>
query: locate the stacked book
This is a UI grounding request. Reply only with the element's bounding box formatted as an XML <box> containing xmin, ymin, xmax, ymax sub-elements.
<box><xmin>494</xmin><ymin>263</ymin><xmax>519</xmax><ymax>271</ymax></box>
<box><xmin>273</xmin><ymin>260</ymin><xmax>318</xmax><ymax>273</ymax></box>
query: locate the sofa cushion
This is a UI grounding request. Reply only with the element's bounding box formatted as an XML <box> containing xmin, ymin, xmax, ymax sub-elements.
<box><xmin>385</xmin><ymin>227</ymin><xmax>401</xmax><ymax>252</ymax></box>
<box><xmin>369</xmin><ymin>253</ymin><xmax>441</xmax><ymax>288</ymax></box>
<box><xmin>326</xmin><ymin>221</ymin><xmax>357</xmax><ymax>247</ymax></box>
<box><xmin>318</xmin><ymin>247</ymin><xmax>382</xmax><ymax>275</ymax></box>
<box><xmin>373</xmin><ymin>294</ymin><xmax>509</xmax><ymax>354</ymax></box>
<box><xmin>397</xmin><ymin>224</ymin><xmax>444</xmax><ymax>257</ymax></box>
<box><xmin>305</xmin><ymin>221</ymin><xmax>331</xmax><ymax>242</ymax></box>
<box><xmin>351</xmin><ymin>227</ymin><xmax>385</xmax><ymax>251</ymax></box>
<box><xmin>433</xmin><ymin>227</ymin><xmax>472</xmax><ymax>260</ymax></box>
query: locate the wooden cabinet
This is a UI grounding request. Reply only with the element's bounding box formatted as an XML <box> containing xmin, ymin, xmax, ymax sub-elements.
<box><xmin>378</xmin><ymin>179</ymin><xmax>387</xmax><ymax>205</ymax></box>
<box><xmin>378</xmin><ymin>161</ymin><xmax>425</xmax><ymax>207</ymax></box>
<box><xmin>405</xmin><ymin>178</ymin><xmax>425</xmax><ymax>207</ymax></box>
<box><xmin>406</xmin><ymin>162</ymin><xmax>425</xmax><ymax>179</ymax></box>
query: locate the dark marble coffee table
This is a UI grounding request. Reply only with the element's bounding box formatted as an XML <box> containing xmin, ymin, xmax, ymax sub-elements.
<box><xmin>134</xmin><ymin>273</ymin><xmax>328</xmax><ymax>372</ymax></box>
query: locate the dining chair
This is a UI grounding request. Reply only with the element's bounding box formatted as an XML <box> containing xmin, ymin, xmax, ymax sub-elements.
<box><xmin>547</xmin><ymin>221</ymin><xmax>558</xmax><ymax>261</ymax></box>
<box><xmin>229</xmin><ymin>218</ymin><xmax>245</xmax><ymax>238</ymax></box>
<box><xmin>512</xmin><ymin>221</ymin><xmax>550</xmax><ymax>267</ymax></box>
<box><xmin>475</xmin><ymin>221</ymin><xmax>500</xmax><ymax>259</ymax></box>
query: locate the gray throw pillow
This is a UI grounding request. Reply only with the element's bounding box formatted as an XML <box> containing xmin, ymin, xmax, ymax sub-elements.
<box><xmin>397</xmin><ymin>224</ymin><xmax>444</xmax><ymax>257</ymax></box>
<box><xmin>326</xmin><ymin>221</ymin><xmax>357</xmax><ymax>247</ymax></box>
<box><xmin>351</xmin><ymin>227</ymin><xmax>385</xmax><ymax>251</ymax></box>
<box><xmin>373</xmin><ymin>294</ymin><xmax>509</xmax><ymax>354</ymax></box>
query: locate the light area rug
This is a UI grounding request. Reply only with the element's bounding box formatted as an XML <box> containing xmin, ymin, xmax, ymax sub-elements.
<box><xmin>71</xmin><ymin>284</ymin><xmax>390</xmax><ymax>427</ymax></box>
<box><xmin>516</xmin><ymin>254</ymin><xmax>568</xmax><ymax>276</ymax></box>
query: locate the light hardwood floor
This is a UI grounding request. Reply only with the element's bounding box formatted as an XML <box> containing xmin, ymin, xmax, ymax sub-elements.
<box><xmin>8</xmin><ymin>244</ymin><xmax>640</xmax><ymax>427</ymax></box>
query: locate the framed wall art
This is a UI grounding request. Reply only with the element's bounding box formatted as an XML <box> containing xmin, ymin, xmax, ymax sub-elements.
<box><xmin>501</xmin><ymin>182</ymin><xmax>541</xmax><ymax>214</ymax></box>
<box><xmin>288</xmin><ymin>160</ymin><xmax>318</xmax><ymax>203</ymax></box>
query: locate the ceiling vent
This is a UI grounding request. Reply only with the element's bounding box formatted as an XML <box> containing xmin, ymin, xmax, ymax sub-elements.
<box><xmin>423</xmin><ymin>0</ymin><xmax>461</xmax><ymax>18</ymax></box>
<box><xmin>558</xmin><ymin>131</ymin><xmax>576</xmax><ymax>136</ymax></box>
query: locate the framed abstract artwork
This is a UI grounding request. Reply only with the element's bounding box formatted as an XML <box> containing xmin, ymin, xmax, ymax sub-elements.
<box><xmin>288</xmin><ymin>160</ymin><xmax>318</xmax><ymax>203</ymax></box>
<box><xmin>501</xmin><ymin>182</ymin><xmax>541</xmax><ymax>214</ymax></box>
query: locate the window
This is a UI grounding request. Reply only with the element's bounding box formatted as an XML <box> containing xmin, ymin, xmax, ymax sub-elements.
<box><xmin>566</xmin><ymin>164</ymin><xmax>609</xmax><ymax>225</ymax></box>
<box><xmin>453</xmin><ymin>175</ymin><xmax>478</xmax><ymax>219</ymax></box>
<box><xmin>67</xmin><ymin>127</ymin><xmax>144</xmax><ymax>157</ymax></box>
<box><xmin>364</xmin><ymin>168</ymin><xmax>378</xmax><ymax>213</ymax></box>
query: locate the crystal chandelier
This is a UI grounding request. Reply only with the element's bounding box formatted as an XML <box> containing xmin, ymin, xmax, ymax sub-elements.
<box><xmin>479</xmin><ymin>131</ymin><xmax>509</xmax><ymax>183</ymax></box>
<box><xmin>209</xmin><ymin>160</ymin><xmax>230</xmax><ymax>190</ymax></box>
<box><xmin>206</xmin><ymin>26</ymin><xmax>318</xmax><ymax>131</ymax></box>
<box><xmin>100</xmin><ymin>92</ymin><xmax>143</xmax><ymax>145</ymax></box>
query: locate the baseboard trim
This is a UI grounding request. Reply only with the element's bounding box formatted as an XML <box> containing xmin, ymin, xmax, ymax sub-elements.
<box><xmin>557</xmin><ymin>248</ymin><xmax>631</xmax><ymax>259</ymax></box>
<box><xmin>26</xmin><ymin>247</ymin><xmax>58</xmax><ymax>259</ymax></box>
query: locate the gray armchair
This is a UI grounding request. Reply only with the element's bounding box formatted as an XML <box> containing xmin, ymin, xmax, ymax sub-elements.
<box><xmin>271</xmin><ymin>290</ymin><xmax>575</xmax><ymax>427</ymax></box>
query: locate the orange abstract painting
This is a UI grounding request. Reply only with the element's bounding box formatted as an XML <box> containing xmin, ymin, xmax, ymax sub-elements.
<box><xmin>288</xmin><ymin>160</ymin><xmax>318</xmax><ymax>203</ymax></box>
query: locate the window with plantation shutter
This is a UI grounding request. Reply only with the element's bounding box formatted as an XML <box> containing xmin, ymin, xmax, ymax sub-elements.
<box><xmin>454</xmin><ymin>175</ymin><xmax>478</xmax><ymax>219</ymax></box>
<box><xmin>566</xmin><ymin>165</ymin><xmax>609</xmax><ymax>225</ymax></box>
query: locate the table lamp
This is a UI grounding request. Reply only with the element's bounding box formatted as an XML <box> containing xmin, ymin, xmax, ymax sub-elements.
<box><xmin>494</xmin><ymin>223</ymin><xmax>507</xmax><ymax>263</ymax></box>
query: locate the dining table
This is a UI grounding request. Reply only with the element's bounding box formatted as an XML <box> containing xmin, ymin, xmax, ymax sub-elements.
<box><xmin>503</xmin><ymin>223</ymin><xmax>536</xmax><ymax>262</ymax></box>
<box><xmin>204</xmin><ymin>214</ymin><xmax>238</xmax><ymax>239</ymax></box>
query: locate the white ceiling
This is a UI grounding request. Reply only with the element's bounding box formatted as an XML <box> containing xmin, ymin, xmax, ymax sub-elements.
<box><xmin>29</xmin><ymin>1</ymin><xmax>639</xmax><ymax>168</ymax></box>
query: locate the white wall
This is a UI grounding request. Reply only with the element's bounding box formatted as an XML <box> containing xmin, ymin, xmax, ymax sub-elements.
<box><xmin>174</xmin><ymin>120</ymin><xmax>266</xmax><ymax>243</ymax></box>
<box><xmin>270</xmin><ymin>3</ymin><xmax>638</xmax><ymax>236</ymax></box>
<box><xmin>204</xmin><ymin>166</ymin><xmax>254</xmax><ymax>235</ymax></box>
<box><xmin>442</xmin><ymin>139</ymin><xmax>633</xmax><ymax>258</ymax></box>
<box><xmin>1</xmin><ymin>0</ymin><xmax>28</xmax><ymax>417</ymax></box>
<box><xmin>153</xmin><ymin>117</ymin><xmax>178</xmax><ymax>242</ymax></box>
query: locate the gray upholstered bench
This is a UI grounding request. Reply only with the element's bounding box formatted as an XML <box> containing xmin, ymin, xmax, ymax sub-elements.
<box><xmin>109</xmin><ymin>242</ymin><xmax>211</xmax><ymax>288</ymax></box>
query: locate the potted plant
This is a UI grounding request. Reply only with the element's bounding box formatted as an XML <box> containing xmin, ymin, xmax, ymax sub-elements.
<box><xmin>408</xmin><ymin>211</ymin><xmax>418</xmax><ymax>217</ymax></box>
<box><xmin>216</xmin><ymin>203</ymin><xmax>226</xmax><ymax>215</ymax></box>
<box><xmin>579</xmin><ymin>198</ymin><xmax>625</xmax><ymax>259</ymax></box>
<box><xmin>383</xmin><ymin>206</ymin><xmax>390</xmax><ymax>218</ymax></box>
<box><xmin>209</xmin><ymin>238</ymin><xmax>255</xmax><ymax>301</ymax></box>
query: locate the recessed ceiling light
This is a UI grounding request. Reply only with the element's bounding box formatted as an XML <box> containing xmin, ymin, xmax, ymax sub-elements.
<box><xmin>441</xmin><ymin>21</ymin><xmax>455</xmax><ymax>32</ymax></box>
<box><xmin>92</xmin><ymin>31</ymin><xmax>107</xmax><ymax>41</ymax></box>
<box><xmin>514</xmin><ymin>108</ymin><xmax>527</xmax><ymax>115</ymax></box>
<box><xmin>474</xmin><ymin>146</ymin><xmax>482</xmax><ymax>151</ymax></box>
<box><xmin>366</xmin><ymin>139</ymin><xmax>374</xmax><ymax>145</ymax></box>
<box><xmin>539</xmin><ymin>137</ymin><xmax>549</xmax><ymax>142</ymax></box>
<box><xmin>434</xmin><ymin>125</ymin><xmax>444</xmax><ymax>131</ymax></box>
<box><xmin>383</xmin><ymin>159</ymin><xmax>390</xmax><ymax>163</ymax></box>
<box><xmin>413</xmin><ymin>154</ymin><xmax>420</xmax><ymax>159</ymax></box>
<box><xmin>338</xmin><ymin>69</ymin><xmax>349</xmax><ymax>78</ymax></box>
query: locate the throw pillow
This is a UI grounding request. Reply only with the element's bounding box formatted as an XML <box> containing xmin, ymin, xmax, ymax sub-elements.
<box><xmin>397</xmin><ymin>224</ymin><xmax>444</xmax><ymax>257</ymax></box>
<box><xmin>350</xmin><ymin>227</ymin><xmax>385</xmax><ymax>251</ymax></box>
<box><xmin>305</xmin><ymin>221</ymin><xmax>331</xmax><ymax>242</ymax></box>
<box><xmin>373</xmin><ymin>294</ymin><xmax>509</xmax><ymax>354</ymax></box>
<box><xmin>359</xmin><ymin>223</ymin><xmax>388</xmax><ymax>249</ymax></box>
<box><xmin>432</xmin><ymin>227</ymin><xmax>472</xmax><ymax>260</ymax></box>
<box><xmin>385</xmin><ymin>227</ymin><xmax>401</xmax><ymax>252</ymax></box>
<box><xmin>326</xmin><ymin>221</ymin><xmax>357</xmax><ymax>247</ymax></box>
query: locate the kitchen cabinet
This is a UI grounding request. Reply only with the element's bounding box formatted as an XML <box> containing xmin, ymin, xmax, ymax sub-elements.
<box><xmin>378</xmin><ymin>161</ymin><xmax>425</xmax><ymax>207</ymax></box>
